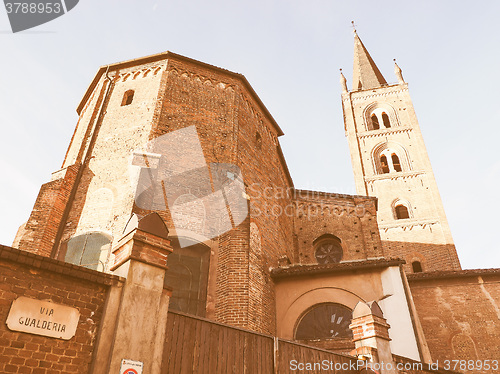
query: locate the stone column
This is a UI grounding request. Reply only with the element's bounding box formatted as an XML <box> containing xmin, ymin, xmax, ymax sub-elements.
<box><xmin>349</xmin><ymin>301</ymin><xmax>396</xmax><ymax>374</ymax></box>
<box><xmin>96</xmin><ymin>213</ymin><xmax>173</xmax><ymax>374</ymax></box>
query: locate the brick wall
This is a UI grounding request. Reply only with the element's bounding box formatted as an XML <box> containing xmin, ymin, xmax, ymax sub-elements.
<box><xmin>293</xmin><ymin>191</ymin><xmax>382</xmax><ymax>264</ymax></box>
<box><xmin>17</xmin><ymin>164</ymin><xmax>80</xmax><ymax>257</ymax></box>
<box><xmin>60</xmin><ymin>61</ymin><xmax>165</xmax><ymax>261</ymax></box>
<box><xmin>147</xmin><ymin>57</ymin><xmax>295</xmax><ymax>334</ymax></box>
<box><xmin>408</xmin><ymin>270</ymin><xmax>500</xmax><ymax>373</ymax></box>
<box><xmin>383</xmin><ymin>241</ymin><xmax>460</xmax><ymax>273</ymax></box>
<box><xmin>0</xmin><ymin>245</ymin><xmax>122</xmax><ymax>374</ymax></box>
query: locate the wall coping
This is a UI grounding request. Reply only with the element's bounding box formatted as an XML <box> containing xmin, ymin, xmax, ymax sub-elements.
<box><xmin>0</xmin><ymin>245</ymin><xmax>124</xmax><ymax>287</ymax></box>
<box><xmin>407</xmin><ymin>268</ymin><xmax>500</xmax><ymax>282</ymax></box>
<box><xmin>270</xmin><ymin>258</ymin><xmax>405</xmax><ymax>280</ymax></box>
<box><xmin>294</xmin><ymin>189</ymin><xmax>378</xmax><ymax>203</ymax></box>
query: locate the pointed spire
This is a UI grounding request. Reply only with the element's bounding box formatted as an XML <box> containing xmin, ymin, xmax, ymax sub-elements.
<box><xmin>393</xmin><ymin>59</ymin><xmax>405</xmax><ymax>84</ymax></box>
<box><xmin>352</xmin><ymin>30</ymin><xmax>387</xmax><ymax>91</ymax></box>
<box><xmin>340</xmin><ymin>69</ymin><xmax>348</xmax><ymax>93</ymax></box>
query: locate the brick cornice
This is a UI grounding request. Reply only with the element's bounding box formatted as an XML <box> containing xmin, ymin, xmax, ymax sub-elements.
<box><xmin>77</xmin><ymin>51</ymin><xmax>284</xmax><ymax>137</ymax></box>
<box><xmin>348</xmin><ymin>84</ymin><xmax>409</xmax><ymax>102</ymax></box>
<box><xmin>378</xmin><ymin>218</ymin><xmax>439</xmax><ymax>231</ymax></box>
<box><xmin>294</xmin><ymin>189</ymin><xmax>378</xmax><ymax>203</ymax></box>
<box><xmin>365</xmin><ymin>170</ymin><xmax>425</xmax><ymax>183</ymax></box>
<box><xmin>357</xmin><ymin>127</ymin><xmax>413</xmax><ymax>139</ymax></box>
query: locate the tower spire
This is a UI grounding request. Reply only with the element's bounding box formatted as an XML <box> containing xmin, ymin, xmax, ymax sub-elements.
<box><xmin>342</xmin><ymin>32</ymin><xmax>461</xmax><ymax>272</ymax></box>
<box><xmin>352</xmin><ymin>30</ymin><xmax>387</xmax><ymax>91</ymax></box>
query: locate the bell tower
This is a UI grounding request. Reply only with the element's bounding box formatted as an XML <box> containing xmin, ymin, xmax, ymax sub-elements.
<box><xmin>341</xmin><ymin>31</ymin><xmax>461</xmax><ymax>272</ymax></box>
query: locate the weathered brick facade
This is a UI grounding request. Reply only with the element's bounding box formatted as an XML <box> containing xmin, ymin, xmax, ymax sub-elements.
<box><xmin>408</xmin><ymin>270</ymin><xmax>500</xmax><ymax>373</ymax></box>
<box><xmin>0</xmin><ymin>245</ymin><xmax>122</xmax><ymax>373</ymax></box>
<box><xmin>150</xmin><ymin>57</ymin><xmax>295</xmax><ymax>333</ymax></box>
<box><xmin>292</xmin><ymin>191</ymin><xmax>382</xmax><ymax>264</ymax></box>
<box><xmin>15</xmin><ymin>53</ymin><xmax>296</xmax><ymax>335</ymax></box>
<box><xmin>382</xmin><ymin>241</ymin><xmax>460</xmax><ymax>273</ymax></box>
<box><xmin>17</xmin><ymin>164</ymin><xmax>80</xmax><ymax>257</ymax></box>
<box><xmin>7</xmin><ymin>32</ymin><xmax>500</xmax><ymax>373</ymax></box>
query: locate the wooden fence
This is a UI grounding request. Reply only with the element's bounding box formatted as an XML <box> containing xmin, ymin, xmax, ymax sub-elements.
<box><xmin>162</xmin><ymin>310</ymin><xmax>359</xmax><ymax>373</ymax></box>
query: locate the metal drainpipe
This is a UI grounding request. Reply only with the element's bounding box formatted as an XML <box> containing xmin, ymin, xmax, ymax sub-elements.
<box><xmin>50</xmin><ymin>66</ymin><xmax>114</xmax><ymax>258</ymax></box>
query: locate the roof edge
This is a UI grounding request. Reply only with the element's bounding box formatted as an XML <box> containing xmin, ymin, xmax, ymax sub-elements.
<box><xmin>76</xmin><ymin>51</ymin><xmax>284</xmax><ymax>136</ymax></box>
<box><xmin>271</xmin><ymin>258</ymin><xmax>405</xmax><ymax>280</ymax></box>
<box><xmin>407</xmin><ymin>268</ymin><xmax>500</xmax><ymax>281</ymax></box>
<box><xmin>294</xmin><ymin>188</ymin><xmax>378</xmax><ymax>202</ymax></box>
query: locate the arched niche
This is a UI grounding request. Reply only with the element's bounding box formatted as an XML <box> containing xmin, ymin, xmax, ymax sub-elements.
<box><xmin>294</xmin><ymin>303</ymin><xmax>353</xmax><ymax>340</ymax></box>
<box><xmin>62</xmin><ymin>231</ymin><xmax>113</xmax><ymax>271</ymax></box>
<box><xmin>279</xmin><ymin>287</ymin><xmax>364</xmax><ymax>339</ymax></box>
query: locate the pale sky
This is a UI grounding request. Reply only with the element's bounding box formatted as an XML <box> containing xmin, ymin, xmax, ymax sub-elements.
<box><xmin>1</xmin><ymin>1</ymin><xmax>499</xmax><ymax>269</ymax></box>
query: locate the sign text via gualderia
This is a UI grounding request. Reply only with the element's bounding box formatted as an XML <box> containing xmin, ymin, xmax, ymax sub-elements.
<box><xmin>6</xmin><ymin>297</ymin><xmax>80</xmax><ymax>340</ymax></box>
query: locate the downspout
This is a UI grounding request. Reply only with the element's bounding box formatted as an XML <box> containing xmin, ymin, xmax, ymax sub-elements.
<box><xmin>50</xmin><ymin>66</ymin><xmax>115</xmax><ymax>257</ymax></box>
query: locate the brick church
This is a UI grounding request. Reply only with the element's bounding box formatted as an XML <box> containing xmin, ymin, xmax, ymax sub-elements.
<box><xmin>1</xmin><ymin>31</ymin><xmax>499</xmax><ymax>373</ymax></box>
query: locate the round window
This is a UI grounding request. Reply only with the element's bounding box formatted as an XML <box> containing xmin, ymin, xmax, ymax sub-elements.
<box><xmin>315</xmin><ymin>239</ymin><xmax>343</xmax><ymax>264</ymax></box>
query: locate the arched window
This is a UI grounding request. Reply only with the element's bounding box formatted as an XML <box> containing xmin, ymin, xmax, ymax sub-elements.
<box><xmin>412</xmin><ymin>261</ymin><xmax>423</xmax><ymax>273</ymax></box>
<box><xmin>373</xmin><ymin>144</ymin><xmax>409</xmax><ymax>175</ymax></box>
<box><xmin>314</xmin><ymin>234</ymin><xmax>343</xmax><ymax>264</ymax></box>
<box><xmin>395</xmin><ymin>204</ymin><xmax>410</xmax><ymax>219</ymax></box>
<box><xmin>391</xmin><ymin>154</ymin><xmax>402</xmax><ymax>172</ymax></box>
<box><xmin>121</xmin><ymin>90</ymin><xmax>134</xmax><ymax>106</ymax></box>
<box><xmin>380</xmin><ymin>155</ymin><xmax>390</xmax><ymax>174</ymax></box>
<box><xmin>364</xmin><ymin>103</ymin><xmax>399</xmax><ymax>131</ymax></box>
<box><xmin>295</xmin><ymin>303</ymin><xmax>353</xmax><ymax>340</ymax></box>
<box><xmin>382</xmin><ymin>112</ymin><xmax>391</xmax><ymax>128</ymax></box>
<box><xmin>371</xmin><ymin>114</ymin><xmax>380</xmax><ymax>130</ymax></box>
<box><xmin>63</xmin><ymin>232</ymin><xmax>112</xmax><ymax>271</ymax></box>
<box><xmin>164</xmin><ymin>239</ymin><xmax>210</xmax><ymax>317</ymax></box>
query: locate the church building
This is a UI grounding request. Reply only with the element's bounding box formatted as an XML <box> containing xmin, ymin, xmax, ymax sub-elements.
<box><xmin>1</xmin><ymin>31</ymin><xmax>499</xmax><ymax>374</ymax></box>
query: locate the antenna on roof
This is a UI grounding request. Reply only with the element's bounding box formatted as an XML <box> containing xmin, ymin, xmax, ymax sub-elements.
<box><xmin>351</xmin><ymin>21</ymin><xmax>357</xmax><ymax>34</ymax></box>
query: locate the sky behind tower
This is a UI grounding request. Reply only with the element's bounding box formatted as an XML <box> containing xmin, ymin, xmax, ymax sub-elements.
<box><xmin>0</xmin><ymin>1</ymin><xmax>499</xmax><ymax>269</ymax></box>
